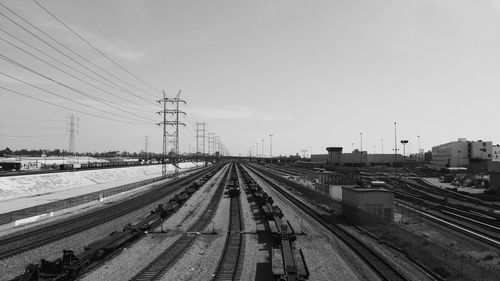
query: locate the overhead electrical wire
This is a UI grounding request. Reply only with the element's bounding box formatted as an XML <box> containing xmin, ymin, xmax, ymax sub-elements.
<box><xmin>32</xmin><ymin>0</ymin><xmax>161</xmax><ymax>95</ymax></box>
<box><xmin>0</xmin><ymin>4</ymin><xmax>159</xmax><ymax>103</ymax></box>
<box><xmin>0</xmin><ymin>86</ymin><xmax>149</xmax><ymax>125</ymax></box>
<box><xmin>0</xmin><ymin>33</ymin><xmax>158</xmax><ymax>114</ymax></box>
<box><xmin>0</xmin><ymin>2</ymin><xmax>204</xmax><ymax>150</ymax></box>
<box><xmin>0</xmin><ymin>134</ymin><xmax>66</xmax><ymax>138</ymax></box>
<box><xmin>0</xmin><ymin>54</ymin><xmax>156</xmax><ymax>123</ymax></box>
<box><xmin>0</xmin><ymin>27</ymin><xmax>159</xmax><ymax>111</ymax></box>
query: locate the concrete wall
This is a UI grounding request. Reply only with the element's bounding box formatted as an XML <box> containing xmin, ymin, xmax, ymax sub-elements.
<box><xmin>431</xmin><ymin>140</ymin><xmax>469</xmax><ymax>168</ymax></box>
<box><xmin>470</xmin><ymin>141</ymin><xmax>492</xmax><ymax>160</ymax></box>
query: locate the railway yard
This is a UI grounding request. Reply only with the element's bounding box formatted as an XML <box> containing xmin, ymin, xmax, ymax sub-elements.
<box><xmin>0</xmin><ymin>161</ymin><xmax>499</xmax><ymax>281</ymax></box>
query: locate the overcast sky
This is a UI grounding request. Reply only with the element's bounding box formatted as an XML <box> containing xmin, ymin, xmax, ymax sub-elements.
<box><xmin>1</xmin><ymin>0</ymin><xmax>500</xmax><ymax>156</ymax></box>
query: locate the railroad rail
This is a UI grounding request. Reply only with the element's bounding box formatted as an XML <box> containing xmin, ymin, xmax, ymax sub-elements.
<box><xmin>0</xmin><ymin>165</ymin><xmax>219</xmax><ymax>260</ymax></box>
<box><xmin>382</xmin><ymin>179</ymin><xmax>500</xmax><ymax>247</ymax></box>
<box><xmin>130</xmin><ymin>163</ymin><xmax>231</xmax><ymax>281</ymax></box>
<box><xmin>246</xmin><ymin>164</ymin><xmax>409</xmax><ymax>281</ymax></box>
<box><xmin>212</xmin><ymin>164</ymin><xmax>244</xmax><ymax>281</ymax></box>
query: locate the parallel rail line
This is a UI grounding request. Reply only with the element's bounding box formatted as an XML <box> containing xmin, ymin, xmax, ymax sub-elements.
<box><xmin>247</xmin><ymin>164</ymin><xmax>409</xmax><ymax>281</ymax></box>
<box><xmin>0</xmin><ymin>166</ymin><xmax>218</xmax><ymax>260</ymax></box>
<box><xmin>130</xmin><ymin>164</ymin><xmax>230</xmax><ymax>281</ymax></box>
<box><xmin>212</xmin><ymin>166</ymin><xmax>244</xmax><ymax>281</ymax></box>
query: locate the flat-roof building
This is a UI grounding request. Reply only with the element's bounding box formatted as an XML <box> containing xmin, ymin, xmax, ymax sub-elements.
<box><xmin>431</xmin><ymin>138</ymin><xmax>492</xmax><ymax>170</ymax></box>
<box><xmin>342</xmin><ymin>185</ymin><xmax>394</xmax><ymax>224</ymax></box>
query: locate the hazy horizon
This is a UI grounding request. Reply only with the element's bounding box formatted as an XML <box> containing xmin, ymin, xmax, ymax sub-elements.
<box><xmin>2</xmin><ymin>0</ymin><xmax>500</xmax><ymax>157</ymax></box>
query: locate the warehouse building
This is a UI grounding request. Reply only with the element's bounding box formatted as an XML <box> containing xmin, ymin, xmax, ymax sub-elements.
<box><xmin>312</xmin><ymin>147</ymin><xmax>405</xmax><ymax>168</ymax></box>
<box><xmin>430</xmin><ymin>138</ymin><xmax>492</xmax><ymax>170</ymax></box>
<box><xmin>342</xmin><ymin>185</ymin><xmax>394</xmax><ymax>224</ymax></box>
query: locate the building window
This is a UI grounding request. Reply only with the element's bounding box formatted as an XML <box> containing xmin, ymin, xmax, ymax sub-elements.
<box><xmin>483</xmin><ymin>143</ymin><xmax>487</xmax><ymax>147</ymax></box>
<box><xmin>488</xmin><ymin>154</ymin><xmax>492</xmax><ymax>158</ymax></box>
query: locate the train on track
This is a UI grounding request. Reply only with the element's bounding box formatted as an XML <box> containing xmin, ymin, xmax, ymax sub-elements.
<box><xmin>12</xmin><ymin>170</ymin><xmax>219</xmax><ymax>281</ymax></box>
<box><xmin>239</xmin><ymin>164</ymin><xmax>309</xmax><ymax>281</ymax></box>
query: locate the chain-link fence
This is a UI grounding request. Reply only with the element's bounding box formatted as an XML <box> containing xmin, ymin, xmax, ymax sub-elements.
<box><xmin>259</xmin><ymin>167</ymin><xmax>500</xmax><ymax>281</ymax></box>
<box><xmin>0</xmin><ymin>176</ymin><xmax>163</xmax><ymax>225</ymax></box>
<box><xmin>356</xmin><ymin>204</ymin><xmax>500</xmax><ymax>281</ymax></box>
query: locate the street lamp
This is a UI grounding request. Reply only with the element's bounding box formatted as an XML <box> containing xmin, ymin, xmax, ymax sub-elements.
<box><xmin>269</xmin><ymin>134</ymin><xmax>273</xmax><ymax>158</ymax></box>
<box><xmin>381</xmin><ymin>139</ymin><xmax>384</xmax><ymax>165</ymax></box>
<box><xmin>417</xmin><ymin>135</ymin><xmax>421</xmax><ymax>162</ymax></box>
<box><xmin>360</xmin><ymin>132</ymin><xmax>363</xmax><ymax>166</ymax></box>
<box><xmin>261</xmin><ymin>139</ymin><xmax>264</xmax><ymax>158</ymax></box>
<box><xmin>401</xmin><ymin>140</ymin><xmax>409</xmax><ymax>184</ymax></box>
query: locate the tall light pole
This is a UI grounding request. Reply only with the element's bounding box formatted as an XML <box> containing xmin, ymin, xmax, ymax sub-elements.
<box><xmin>381</xmin><ymin>138</ymin><xmax>384</xmax><ymax>165</ymax></box>
<box><xmin>401</xmin><ymin>140</ymin><xmax>409</xmax><ymax>183</ymax></box>
<box><xmin>417</xmin><ymin>135</ymin><xmax>421</xmax><ymax>162</ymax></box>
<box><xmin>269</xmin><ymin>134</ymin><xmax>273</xmax><ymax>158</ymax></box>
<box><xmin>261</xmin><ymin>139</ymin><xmax>264</xmax><ymax>158</ymax></box>
<box><xmin>360</xmin><ymin>132</ymin><xmax>363</xmax><ymax>166</ymax></box>
<box><xmin>256</xmin><ymin>142</ymin><xmax>259</xmax><ymax>158</ymax></box>
<box><xmin>393</xmin><ymin>122</ymin><xmax>398</xmax><ymax>167</ymax></box>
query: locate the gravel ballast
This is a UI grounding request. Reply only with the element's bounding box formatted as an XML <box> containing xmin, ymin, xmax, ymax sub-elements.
<box><xmin>244</xmin><ymin>166</ymin><xmax>377</xmax><ymax>281</ymax></box>
<box><xmin>81</xmin><ymin>165</ymin><xmax>229</xmax><ymax>281</ymax></box>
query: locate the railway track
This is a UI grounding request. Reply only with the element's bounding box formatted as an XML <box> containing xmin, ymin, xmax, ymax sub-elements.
<box><xmin>130</xmin><ymin>163</ymin><xmax>231</xmax><ymax>281</ymax></box>
<box><xmin>383</xmin><ymin>179</ymin><xmax>500</xmax><ymax>247</ymax></box>
<box><xmin>212</xmin><ymin>165</ymin><xmax>244</xmax><ymax>281</ymax></box>
<box><xmin>246</xmin><ymin>164</ymin><xmax>409</xmax><ymax>281</ymax></box>
<box><xmin>0</xmin><ymin>165</ymin><xmax>219</xmax><ymax>260</ymax></box>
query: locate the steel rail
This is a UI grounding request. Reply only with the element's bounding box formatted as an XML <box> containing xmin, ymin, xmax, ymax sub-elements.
<box><xmin>246</xmin><ymin>164</ymin><xmax>409</xmax><ymax>281</ymax></box>
<box><xmin>130</xmin><ymin>164</ymin><xmax>231</xmax><ymax>281</ymax></box>
<box><xmin>0</xmin><ymin>165</ymin><xmax>219</xmax><ymax>260</ymax></box>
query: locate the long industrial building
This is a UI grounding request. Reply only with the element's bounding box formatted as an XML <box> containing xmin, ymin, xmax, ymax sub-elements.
<box><xmin>430</xmin><ymin>138</ymin><xmax>492</xmax><ymax>170</ymax></box>
<box><xmin>311</xmin><ymin>147</ymin><xmax>406</xmax><ymax>168</ymax></box>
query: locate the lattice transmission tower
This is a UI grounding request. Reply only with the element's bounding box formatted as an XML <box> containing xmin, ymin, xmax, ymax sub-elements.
<box><xmin>67</xmin><ymin>114</ymin><xmax>79</xmax><ymax>154</ymax></box>
<box><xmin>195</xmin><ymin>122</ymin><xmax>206</xmax><ymax>154</ymax></box>
<box><xmin>157</xmin><ymin>90</ymin><xmax>186</xmax><ymax>178</ymax></box>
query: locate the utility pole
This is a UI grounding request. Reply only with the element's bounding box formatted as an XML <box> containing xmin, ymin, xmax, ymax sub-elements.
<box><xmin>393</xmin><ymin>122</ymin><xmax>398</xmax><ymax>168</ymax></box>
<box><xmin>269</xmin><ymin>134</ymin><xmax>273</xmax><ymax>158</ymax></box>
<box><xmin>157</xmin><ymin>90</ymin><xmax>186</xmax><ymax>179</ymax></box>
<box><xmin>215</xmin><ymin>136</ymin><xmax>220</xmax><ymax>155</ymax></box>
<box><xmin>401</xmin><ymin>140</ymin><xmax>409</xmax><ymax>183</ymax></box>
<box><xmin>381</xmin><ymin>138</ymin><xmax>384</xmax><ymax>165</ymax></box>
<box><xmin>144</xmin><ymin>135</ymin><xmax>149</xmax><ymax>162</ymax></box>
<box><xmin>261</xmin><ymin>139</ymin><xmax>264</xmax><ymax>158</ymax></box>
<box><xmin>195</xmin><ymin>122</ymin><xmax>206</xmax><ymax>154</ymax></box>
<box><xmin>301</xmin><ymin>149</ymin><xmax>308</xmax><ymax>158</ymax></box>
<box><xmin>207</xmin><ymin>132</ymin><xmax>215</xmax><ymax>155</ymax></box>
<box><xmin>417</xmin><ymin>135</ymin><xmax>421</xmax><ymax>162</ymax></box>
<box><xmin>67</xmin><ymin>114</ymin><xmax>79</xmax><ymax>154</ymax></box>
<box><xmin>360</xmin><ymin>132</ymin><xmax>363</xmax><ymax>166</ymax></box>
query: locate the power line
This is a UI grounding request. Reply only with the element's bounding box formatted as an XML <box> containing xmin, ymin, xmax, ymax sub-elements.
<box><xmin>32</xmin><ymin>0</ymin><xmax>161</xmax><ymax>95</ymax></box>
<box><xmin>0</xmin><ymin>29</ymin><xmax>159</xmax><ymax>111</ymax></box>
<box><xmin>0</xmin><ymin>55</ymin><xmax>155</xmax><ymax>123</ymax></box>
<box><xmin>0</xmin><ymin>86</ymin><xmax>149</xmax><ymax>124</ymax></box>
<box><xmin>0</xmin><ymin>4</ymin><xmax>157</xmax><ymax>101</ymax></box>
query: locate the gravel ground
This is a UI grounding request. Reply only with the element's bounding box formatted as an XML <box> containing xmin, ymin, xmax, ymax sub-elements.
<box><xmin>244</xmin><ymin>166</ymin><xmax>377</xmax><ymax>281</ymax></box>
<box><xmin>342</xmin><ymin>226</ymin><xmax>435</xmax><ymax>281</ymax></box>
<box><xmin>158</xmin><ymin>188</ymin><xmax>231</xmax><ymax>281</ymax></box>
<box><xmin>81</xmin><ymin>165</ymin><xmax>229</xmax><ymax>281</ymax></box>
<box><xmin>239</xmin><ymin>191</ymin><xmax>271</xmax><ymax>281</ymax></box>
<box><xmin>0</xmin><ymin>175</ymin><xmax>193</xmax><ymax>281</ymax></box>
<box><xmin>237</xmin><ymin>168</ymin><xmax>262</xmax><ymax>281</ymax></box>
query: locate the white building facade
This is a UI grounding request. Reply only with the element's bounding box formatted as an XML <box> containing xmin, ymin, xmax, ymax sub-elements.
<box><xmin>431</xmin><ymin>138</ymin><xmax>492</xmax><ymax>169</ymax></box>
